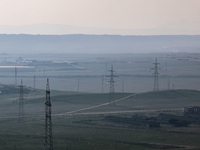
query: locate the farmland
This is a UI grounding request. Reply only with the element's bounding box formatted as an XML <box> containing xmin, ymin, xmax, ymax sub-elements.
<box><xmin>0</xmin><ymin>53</ymin><xmax>199</xmax><ymax>149</ymax></box>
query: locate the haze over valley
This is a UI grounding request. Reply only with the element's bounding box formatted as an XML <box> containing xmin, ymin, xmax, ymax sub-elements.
<box><xmin>0</xmin><ymin>34</ymin><xmax>200</xmax><ymax>53</ymax></box>
<box><xmin>0</xmin><ymin>0</ymin><xmax>200</xmax><ymax>149</ymax></box>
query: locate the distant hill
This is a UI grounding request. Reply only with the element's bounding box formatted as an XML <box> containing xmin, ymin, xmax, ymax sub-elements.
<box><xmin>1</xmin><ymin>24</ymin><xmax>200</xmax><ymax>35</ymax></box>
<box><xmin>0</xmin><ymin>34</ymin><xmax>200</xmax><ymax>53</ymax></box>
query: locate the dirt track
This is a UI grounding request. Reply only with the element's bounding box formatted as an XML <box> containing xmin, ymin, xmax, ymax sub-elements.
<box><xmin>54</xmin><ymin>94</ymin><xmax>136</xmax><ymax>116</ymax></box>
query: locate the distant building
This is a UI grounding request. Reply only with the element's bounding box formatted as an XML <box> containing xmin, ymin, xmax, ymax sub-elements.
<box><xmin>16</xmin><ymin>57</ymin><xmax>24</xmax><ymax>63</ymax></box>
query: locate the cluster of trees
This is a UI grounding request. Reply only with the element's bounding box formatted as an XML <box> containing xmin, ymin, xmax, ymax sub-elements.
<box><xmin>169</xmin><ymin>119</ymin><xmax>190</xmax><ymax>127</ymax></box>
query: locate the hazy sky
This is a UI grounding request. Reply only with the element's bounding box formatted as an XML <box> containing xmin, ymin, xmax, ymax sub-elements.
<box><xmin>0</xmin><ymin>0</ymin><xmax>200</xmax><ymax>34</ymax></box>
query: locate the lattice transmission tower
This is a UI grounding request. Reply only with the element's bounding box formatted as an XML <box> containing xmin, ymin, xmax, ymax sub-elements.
<box><xmin>106</xmin><ymin>65</ymin><xmax>118</xmax><ymax>93</ymax></box>
<box><xmin>101</xmin><ymin>75</ymin><xmax>104</xmax><ymax>93</ymax></box>
<box><xmin>44</xmin><ymin>78</ymin><xmax>53</xmax><ymax>150</ymax></box>
<box><xmin>15</xmin><ymin>67</ymin><xmax>17</xmax><ymax>86</ymax></box>
<box><xmin>33</xmin><ymin>75</ymin><xmax>36</xmax><ymax>89</ymax></box>
<box><xmin>166</xmin><ymin>62</ymin><xmax>170</xmax><ymax>90</ymax></box>
<box><xmin>151</xmin><ymin>58</ymin><xmax>160</xmax><ymax>91</ymax></box>
<box><xmin>18</xmin><ymin>79</ymin><xmax>25</xmax><ymax>122</ymax></box>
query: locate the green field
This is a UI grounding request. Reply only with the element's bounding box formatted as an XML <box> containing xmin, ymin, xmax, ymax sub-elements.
<box><xmin>1</xmin><ymin>53</ymin><xmax>200</xmax><ymax>93</ymax></box>
<box><xmin>0</xmin><ymin>89</ymin><xmax>200</xmax><ymax>149</ymax></box>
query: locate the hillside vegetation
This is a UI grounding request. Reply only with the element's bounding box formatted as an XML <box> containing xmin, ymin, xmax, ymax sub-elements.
<box><xmin>0</xmin><ymin>89</ymin><xmax>200</xmax><ymax>149</ymax></box>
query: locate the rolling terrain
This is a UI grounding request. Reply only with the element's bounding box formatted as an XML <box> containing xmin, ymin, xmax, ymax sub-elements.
<box><xmin>0</xmin><ymin>88</ymin><xmax>199</xmax><ymax>149</ymax></box>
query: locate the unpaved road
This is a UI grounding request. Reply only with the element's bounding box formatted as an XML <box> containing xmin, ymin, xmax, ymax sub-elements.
<box><xmin>54</xmin><ymin>94</ymin><xmax>136</xmax><ymax>116</ymax></box>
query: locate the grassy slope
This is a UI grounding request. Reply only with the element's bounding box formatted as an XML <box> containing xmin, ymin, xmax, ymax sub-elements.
<box><xmin>0</xmin><ymin>90</ymin><xmax>200</xmax><ymax>149</ymax></box>
<box><xmin>134</xmin><ymin>89</ymin><xmax>200</xmax><ymax>100</ymax></box>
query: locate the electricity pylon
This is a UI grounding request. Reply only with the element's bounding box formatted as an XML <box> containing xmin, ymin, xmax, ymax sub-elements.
<box><xmin>18</xmin><ymin>79</ymin><xmax>24</xmax><ymax>122</ymax></box>
<box><xmin>33</xmin><ymin>75</ymin><xmax>36</xmax><ymax>89</ymax></box>
<box><xmin>166</xmin><ymin>62</ymin><xmax>170</xmax><ymax>90</ymax></box>
<box><xmin>15</xmin><ymin>67</ymin><xmax>17</xmax><ymax>86</ymax></box>
<box><xmin>101</xmin><ymin>75</ymin><xmax>104</xmax><ymax>93</ymax></box>
<box><xmin>44</xmin><ymin>78</ymin><xmax>53</xmax><ymax>150</ymax></box>
<box><xmin>106</xmin><ymin>65</ymin><xmax>118</xmax><ymax>93</ymax></box>
<box><xmin>151</xmin><ymin>58</ymin><xmax>160</xmax><ymax>91</ymax></box>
